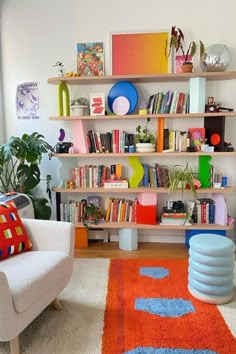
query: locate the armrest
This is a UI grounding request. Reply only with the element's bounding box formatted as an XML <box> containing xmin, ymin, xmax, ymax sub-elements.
<box><xmin>22</xmin><ymin>219</ymin><xmax>75</xmax><ymax>257</ymax></box>
<box><xmin>0</xmin><ymin>272</ymin><xmax>18</xmax><ymax>340</ymax></box>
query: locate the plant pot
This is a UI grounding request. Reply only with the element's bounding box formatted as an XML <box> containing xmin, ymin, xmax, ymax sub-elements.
<box><xmin>71</xmin><ymin>105</ymin><xmax>89</xmax><ymax>116</ymax></box>
<box><xmin>181</xmin><ymin>63</ymin><xmax>193</xmax><ymax>73</ymax></box>
<box><xmin>136</xmin><ymin>143</ymin><xmax>155</xmax><ymax>153</ymax></box>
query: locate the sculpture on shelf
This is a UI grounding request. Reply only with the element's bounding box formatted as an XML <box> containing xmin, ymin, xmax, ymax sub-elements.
<box><xmin>128</xmin><ymin>157</ymin><xmax>144</xmax><ymax>188</ymax></box>
<box><xmin>57</xmin><ymin>82</ymin><xmax>70</xmax><ymax>116</ymax></box>
<box><xmin>53</xmin><ymin>61</ymin><xmax>66</xmax><ymax>77</ymax></box>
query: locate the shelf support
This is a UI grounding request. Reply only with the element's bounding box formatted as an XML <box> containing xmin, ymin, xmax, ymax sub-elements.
<box><xmin>157</xmin><ymin>117</ymin><xmax>164</xmax><ymax>152</ymax></box>
<box><xmin>119</xmin><ymin>228</ymin><xmax>138</xmax><ymax>250</ymax></box>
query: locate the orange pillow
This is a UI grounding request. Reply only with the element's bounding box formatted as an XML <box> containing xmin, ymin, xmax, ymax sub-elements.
<box><xmin>0</xmin><ymin>203</ymin><xmax>32</xmax><ymax>260</ymax></box>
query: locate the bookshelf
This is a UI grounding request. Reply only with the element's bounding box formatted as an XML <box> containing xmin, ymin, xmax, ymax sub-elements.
<box><xmin>48</xmin><ymin>71</ymin><xmax>236</xmax><ymax>240</ymax></box>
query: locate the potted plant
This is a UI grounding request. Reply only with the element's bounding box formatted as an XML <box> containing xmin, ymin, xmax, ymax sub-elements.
<box><xmin>135</xmin><ymin>117</ymin><xmax>155</xmax><ymax>152</ymax></box>
<box><xmin>70</xmin><ymin>97</ymin><xmax>89</xmax><ymax>116</ymax></box>
<box><xmin>0</xmin><ymin>132</ymin><xmax>53</xmax><ymax>219</ymax></box>
<box><xmin>168</xmin><ymin>26</ymin><xmax>205</xmax><ymax>73</ymax></box>
<box><xmin>82</xmin><ymin>202</ymin><xmax>105</xmax><ymax>229</ymax></box>
<box><xmin>167</xmin><ymin>163</ymin><xmax>200</xmax><ymax>198</ymax></box>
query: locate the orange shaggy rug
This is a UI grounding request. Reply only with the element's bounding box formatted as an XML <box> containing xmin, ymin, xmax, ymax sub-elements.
<box><xmin>102</xmin><ymin>258</ymin><xmax>236</xmax><ymax>354</ymax></box>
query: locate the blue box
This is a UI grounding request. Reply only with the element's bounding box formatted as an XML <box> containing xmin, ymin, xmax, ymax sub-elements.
<box><xmin>185</xmin><ymin>229</ymin><xmax>226</xmax><ymax>248</ymax></box>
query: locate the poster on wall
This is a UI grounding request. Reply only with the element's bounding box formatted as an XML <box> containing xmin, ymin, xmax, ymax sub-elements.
<box><xmin>16</xmin><ymin>82</ymin><xmax>40</xmax><ymax>120</ymax></box>
<box><xmin>110</xmin><ymin>30</ymin><xmax>171</xmax><ymax>75</ymax></box>
<box><xmin>77</xmin><ymin>42</ymin><xmax>104</xmax><ymax>76</ymax></box>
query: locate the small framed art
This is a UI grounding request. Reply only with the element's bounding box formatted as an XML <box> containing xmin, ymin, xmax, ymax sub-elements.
<box><xmin>89</xmin><ymin>93</ymin><xmax>105</xmax><ymax>116</ymax></box>
<box><xmin>77</xmin><ymin>42</ymin><xmax>104</xmax><ymax>76</ymax></box>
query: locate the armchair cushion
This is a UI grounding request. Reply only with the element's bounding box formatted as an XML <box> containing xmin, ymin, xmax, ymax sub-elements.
<box><xmin>0</xmin><ymin>250</ymin><xmax>71</xmax><ymax>313</ymax></box>
<box><xmin>0</xmin><ymin>203</ymin><xmax>32</xmax><ymax>260</ymax></box>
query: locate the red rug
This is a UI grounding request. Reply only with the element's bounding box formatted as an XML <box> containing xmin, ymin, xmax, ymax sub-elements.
<box><xmin>102</xmin><ymin>258</ymin><xmax>236</xmax><ymax>354</ymax></box>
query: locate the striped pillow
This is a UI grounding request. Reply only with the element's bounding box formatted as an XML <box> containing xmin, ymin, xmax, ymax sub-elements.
<box><xmin>0</xmin><ymin>203</ymin><xmax>32</xmax><ymax>260</ymax></box>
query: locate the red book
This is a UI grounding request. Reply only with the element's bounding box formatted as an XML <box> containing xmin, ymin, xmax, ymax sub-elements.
<box><xmin>176</xmin><ymin>92</ymin><xmax>185</xmax><ymax>113</ymax></box>
<box><xmin>201</xmin><ymin>203</ymin><xmax>207</xmax><ymax>223</ymax></box>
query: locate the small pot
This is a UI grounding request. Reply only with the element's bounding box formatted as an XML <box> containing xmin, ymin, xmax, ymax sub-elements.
<box><xmin>181</xmin><ymin>63</ymin><xmax>193</xmax><ymax>73</ymax></box>
<box><xmin>71</xmin><ymin>105</ymin><xmax>89</xmax><ymax>116</ymax></box>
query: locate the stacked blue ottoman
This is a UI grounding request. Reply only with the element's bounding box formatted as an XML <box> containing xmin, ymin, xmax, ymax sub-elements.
<box><xmin>188</xmin><ymin>234</ymin><xmax>235</xmax><ymax>304</ymax></box>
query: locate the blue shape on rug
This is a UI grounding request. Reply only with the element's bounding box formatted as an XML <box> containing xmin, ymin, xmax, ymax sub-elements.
<box><xmin>140</xmin><ymin>267</ymin><xmax>169</xmax><ymax>279</ymax></box>
<box><xmin>135</xmin><ymin>298</ymin><xmax>195</xmax><ymax>317</ymax></box>
<box><xmin>125</xmin><ymin>347</ymin><xmax>217</xmax><ymax>354</ymax></box>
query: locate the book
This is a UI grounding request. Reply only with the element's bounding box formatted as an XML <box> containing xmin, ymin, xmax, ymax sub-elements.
<box><xmin>104</xmin><ymin>179</ymin><xmax>128</xmax><ymax>188</ymax></box>
<box><xmin>77</xmin><ymin>42</ymin><xmax>104</xmax><ymax>76</ymax></box>
<box><xmin>147</xmin><ymin>94</ymin><xmax>155</xmax><ymax>114</ymax></box>
<box><xmin>169</xmin><ymin>90</ymin><xmax>178</xmax><ymax>113</ymax></box>
<box><xmin>87</xmin><ymin>196</ymin><xmax>100</xmax><ymax>208</ymax></box>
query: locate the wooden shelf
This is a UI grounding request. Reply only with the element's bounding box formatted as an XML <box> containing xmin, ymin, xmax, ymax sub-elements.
<box><xmin>53</xmin><ymin>186</ymin><xmax>236</xmax><ymax>194</ymax></box>
<box><xmin>74</xmin><ymin>222</ymin><xmax>234</xmax><ymax>230</ymax></box>
<box><xmin>48</xmin><ymin>71</ymin><xmax>236</xmax><ymax>85</ymax></box>
<box><xmin>51</xmin><ymin>151</ymin><xmax>236</xmax><ymax>158</ymax></box>
<box><xmin>49</xmin><ymin>111</ymin><xmax>236</xmax><ymax>121</ymax></box>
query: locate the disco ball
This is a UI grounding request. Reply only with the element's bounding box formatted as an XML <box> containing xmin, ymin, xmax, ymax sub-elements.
<box><xmin>200</xmin><ymin>44</ymin><xmax>231</xmax><ymax>72</ymax></box>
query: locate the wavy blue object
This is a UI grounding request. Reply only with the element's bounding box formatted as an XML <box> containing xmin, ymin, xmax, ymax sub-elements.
<box><xmin>135</xmin><ymin>298</ymin><xmax>195</xmax><ymax>317</ymax></box>
<box><xmin>125</xmin><ymin>347</ymin><xmax>217</xmax><ymax>354</ymax></box>
<box><xmin>140</xmin><ymin>267</ymin><xmax>169</xmax><ymax>279</ymax></box>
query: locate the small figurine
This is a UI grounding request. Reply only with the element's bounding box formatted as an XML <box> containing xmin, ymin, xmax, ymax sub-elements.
<box><xmin>53</xmin><ymin>61</ymin><xmax>66</xmax><ymax>77</ymax></box>
<box><xmin>224</xmin><ymin>141</ymin><xmax>234</xmax><ymax>152</ymax></box>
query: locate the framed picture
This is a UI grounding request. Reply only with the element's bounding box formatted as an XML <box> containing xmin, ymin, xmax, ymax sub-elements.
<box><xmin>77</xmin><ymin>42</ymin><xmax>104</xmax><ymax>76</ymax></box>
<box><xmin>89</xmin><ymin>93</ymin><xmax>105</xmax><ymax>116</ymax></box>
<box><xmin>110</xmin><ymin>30</ymin><xmax>171</xmax><ymax>75</ymax></box>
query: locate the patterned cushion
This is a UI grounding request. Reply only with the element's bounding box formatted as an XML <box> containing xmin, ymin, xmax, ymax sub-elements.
<box><xmin>0</xmin><ymin>203</ymin><xmax>32</xmax><ymax>260</ymax></box>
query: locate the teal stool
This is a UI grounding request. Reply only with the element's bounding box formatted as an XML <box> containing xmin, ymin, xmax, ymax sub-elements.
<box><xmin>188</xmin><ymin>234</ymin><xmax>235</xmax><ymax>304</ymax></box>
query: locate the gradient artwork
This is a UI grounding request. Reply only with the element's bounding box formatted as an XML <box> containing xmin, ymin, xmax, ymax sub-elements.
<box><xmin>111</xmin><ymin>31</ymin><xmax>170</xmax><ymax>75</ymax></box>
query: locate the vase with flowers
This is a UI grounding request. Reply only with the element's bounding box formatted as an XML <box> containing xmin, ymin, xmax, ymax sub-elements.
<box><xmin>168</xmin><ymin>26</ymin><xmax>205</xmax><ymax>73</ymax></box>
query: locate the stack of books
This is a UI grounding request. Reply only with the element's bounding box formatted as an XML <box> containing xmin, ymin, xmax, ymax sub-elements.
<box><xmin>160</xmin><ymin>210</ymin><xmax>190</xmax><ymax>225</ymax></box>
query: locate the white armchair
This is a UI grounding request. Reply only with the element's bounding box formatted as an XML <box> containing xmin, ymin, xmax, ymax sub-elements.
<box><xmin>0</xmin><ymin>218</ymin><xmax>75</xmax><ymax>354</ymax></box>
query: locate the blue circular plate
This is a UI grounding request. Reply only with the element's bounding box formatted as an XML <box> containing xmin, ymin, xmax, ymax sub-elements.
<box><xmin>108</xmin><ymin>81</ymin><xmax>138</xmax><ymax>114</ymax></box>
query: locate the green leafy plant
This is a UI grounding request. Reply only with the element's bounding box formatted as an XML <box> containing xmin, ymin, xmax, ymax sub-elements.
<box><xmin>135</xmin><ymin>117</ymin><xmax>155</xmax><ymax>144</ymax></box>
<box><xmin>168</xmin><ymin>26</ymin><xmax>205</xmax><ymax>64</ymax></box>
<box><xmin>70</xmin><ymin>97</ymin><xmax>89</xmax><ymax>106</ymax></box>
<box><xmin>167</xmin><ymin>163</ymin><xmax>198</xmax><ymax>198</ymax></box>
<box><xmin>0</xmin><ymin>132</ymin><xmax>53</xmax><ymax>219</ymax></box>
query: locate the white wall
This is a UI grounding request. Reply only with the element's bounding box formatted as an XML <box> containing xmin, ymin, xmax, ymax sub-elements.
<box><xmin>1</xmin><ymin>0</ymin><xmax>236</xmax><ymax>242</ymax></box>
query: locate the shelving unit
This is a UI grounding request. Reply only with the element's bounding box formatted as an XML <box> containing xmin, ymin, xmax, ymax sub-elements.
<box><xmin>48</xmin><ymin>71</ymin><xmax>236</xmax><ymax>240</ymax></box>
